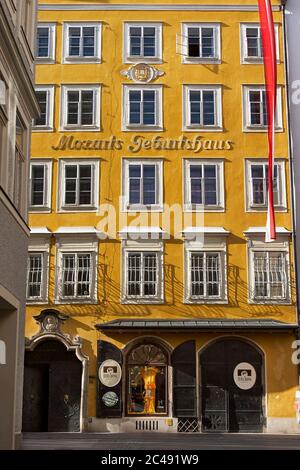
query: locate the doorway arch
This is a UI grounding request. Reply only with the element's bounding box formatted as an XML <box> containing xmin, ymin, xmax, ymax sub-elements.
<box><xmin>22</xmin><ymin>309</ymin><xmax>88</xmax><ymax>432</ymax></box>
<box><xmin>199</xmin><ymin>337</ymin><xmax>264</xmax><ymax>433</ymax></box>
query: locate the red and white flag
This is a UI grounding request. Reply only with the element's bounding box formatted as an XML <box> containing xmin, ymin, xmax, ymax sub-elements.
<box><xmin>258</xmin><ymin>0</ymin><xmax>277</xmax><ymax>242</ymax></box>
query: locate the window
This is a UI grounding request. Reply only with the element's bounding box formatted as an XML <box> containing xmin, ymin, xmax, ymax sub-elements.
<box><xmin>33</xmin><ymin>86</ymin><xmax>54</xmax><ymax>129</ymax></box>
<box><xmin>245</xmin><ymin>160</ymin><xmax>286</xmax><ymax>211</ymax></box>
<box><xmin>61</xmin><ymin>85</ymin><xmax>100</xmax><ymax>130</ymax></box>
<box><xmin>252</xmin><ymin>251</ymin><xmax>288</xmax><ymax>301</ymax></box>
<box><xmin>123</xmin><ymin>85</ymin><xmax>163</xmax><ymax>130</ymax></box>
<box><xmin>127</xmin><ymin>343</ymin><xmax>168</xmax><ymax>416</ymax></box>
<box><xmin>27</xmin><ymin>253</ymin><xmax>43</xmax><ymax>300</ymax></box>
<box><xmin>60</xmin><ymin>253</ymin><xmax>92</xmax><ymax>299</ymax></box>
<box><xmin>58</xmin><ymin>159</ymin><xmax>99</xmax><ymax>211</ymax></box>
<box><xmin>124</xmin><ymin>23</ymin><xmax>162</xmax><ymax>63</ymax></box>
<box><xmin>29</xmin><ymin>160</ymin><xmax>52</xmax><ymax>211</ymax></box>
<box><xmin>181</xmin><ymin>23</ymin><xmax>221</xmax><ymax>63</ymax></box>
<box><xmin>14</xmin><ymin>113</ymin><xmax>26</xmax><ymax>212</ymax></box>
<box><xmin>63</xmin><ymin>23</ymin><xmax>101</xmax><ymax>63</ymax></box>
<box><xmin>190</xmin><ymin>252</ymin><xmax>221</xmax><ymax>299</ymax></box>
<box><xmin>36</xmin><ymin>23</ymin><xmax>56</xmax><ymax>62</ymax></box>
<box><xmin>183</xmin><ymin>85</ymin><xmax>222</xmax><ymax>130</ymax></box>
<box><xmin>122</xmin><ymin>159</ymin><xmax>163</xmax><ymax>211</ymax></box>
<box><xmin>122</xmin><ymin>244</ymin><xmax>163</xmax><ymax>303</ymax></box>
<box><xmin>184</xmin><ymin>234</ymin><xmax>228</xmax><ymax>303</ymax></box>
<box><xmin>26</xmin><ymin>249</ymin><xmax>49</xmax><ymax>303</ymax></box>
<box><xmin>243</xmin><ymin>86</ymin><xmax>283</xmax><ymax>131</ymax></box>
<box><xmin>184</xmin><ymin>160</ymin><xmax>224</xmax><ymax>211</ymax></box>
<box><xmin>240</xmin><ymin>23</ymin><xmax>279</xmax><ymax>63</ymax></box>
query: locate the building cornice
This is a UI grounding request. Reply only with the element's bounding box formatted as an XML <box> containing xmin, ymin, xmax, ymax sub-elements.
<box><xmin>39</xmin><ymin>4</ymin><xmax>281</xmax><ymax>12</ymax></box>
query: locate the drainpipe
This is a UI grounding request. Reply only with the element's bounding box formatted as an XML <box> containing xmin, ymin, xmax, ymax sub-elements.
<box><xmin>281</xmin><ymin>0</ymin><xmax>300</xmax><ymax>388</ymax></box>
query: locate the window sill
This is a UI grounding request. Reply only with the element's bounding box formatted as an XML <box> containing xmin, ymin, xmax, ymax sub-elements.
<box><xmin>182</xmin><ymin>58</ymin><xmax>221</xmax><ymax>65</ymax></box>
<box><xmin>246</xmin><ymin>206</ymin><xmax>287</xmax><ymax>213</ymax></box>
<box><xmin>35</xmin><ymin>58</ymin><xmax>55</xmax><ymax>64</ymax></box>
<box><xmin>184</xmin><ymin>298</ymin><xmax>228</xmax><ymax>304</ymax></box>
<box><xmin>243</xmin><ymin>126</ymin><xmax>283</xmax><ymax>133</ymax></box>
<box><xmin>54</xmin><ymin>299</ymin><xmax>98</xmax><ymax>305</ymax></box>
<box><xmin>124</xmin><ymin>57</ymin><xmax>163</xmax><ymax>64</ymax></box>
<box><xmin>29</xmin><ymin>206</ymin><xmax>51</xmax><ymax>213</ymax></box>
<box><xmin>248</xmin><ymin>299</ymin><xmax>291</xmax><ymax>305</ymax></box>
<box><xmin>121</xmin><ymin>298</ymin><xmax>164</xmax><ymax>305</ymax></box>
<box><xmin>60</xmin><ymin>126</ymin><xmax>101</xmax><ymax>132</ymax></box>
<box><xmin>32</xmin><ymin>126</ymin><xmax>54</xmax><ymax>132</ymax></box>
<box><xmin>63</xmin><ymin>57</ymin><xmax>101</xmax><ymax>64</ymax></box>
<box><xmin>184</xmin><ymin>205</ymin><xmax>225</xmax><ymax>213</ymax></box>
<box><xmin>58</xmin><ymin>206</ymin><xmax>98</xmax><ymax>213</ymax></box>
<box><xmin>183</xmin><ymin>125</ymin><xmax>223</xmax><ymax>133</ymax></box>
<box><xmin>26</xmin><ymin>300</ymin><xmax>48</xmax><ymax>305</ymax></box>
<box><xmin>122</xmin><ymin>206</ymin><xmax>163</xmax><ymax>213</ymax></box>
<box><xmin>123</xmin><ymin>125</ymin><xmax>163</xmax><ymax>132</ymax></box>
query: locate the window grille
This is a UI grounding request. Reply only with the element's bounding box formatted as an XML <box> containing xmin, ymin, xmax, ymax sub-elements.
<box><xmin>64</xmin><ymin>163</ymin><xmax>93</xmax><ymax>206</ymax></box>
<box><xmin>189</xmin><ymin>89</ymin><xmax>215</xmax><ymax>126</ymax></box>
<box><xmin>249</xmin><ymin>90</ymin><xmax>267</xmax><ymax>126</ymax></box>
<box><xmin>129</xmin><ymin>89</ymin><xmax>156</xmax><ymax>126</ymax></box>
<box><xmin>245</xmin><ymin>27</ymin><xmax>262</xmax><ymax>58</ymax></box>
<box><xmin>129</xmin><ymin>26</ymin><xmax>156</xmax><ymax>58</ymax></box>
<box><xmin>189</xmin><ymin>164</ymin><xmax>217</xmax><ymax>206</ymax></box>
<box><xmin>36</xmin><ymin>26</ymin><xmax>50</xmax><ymax>58</ymax></box>
<box><xmin>127</xmin><ymin>252</ymin><xmax>159</xmax><ymax>299</ymax></box>
<box><xmin>27</xmin><ymin>253</ymin><xmax>43</xmax><ymax>299</ymax></box>
<box><xmin>61</xmin><ymin>253</ymin><xmax>92</xmax><ymax>299</ymax></box>
<box><xmin>253</xmin><ymin>251</ymin><xmax>287</xmax><ymax>300</ymax></box>
<box><xmin>67</xmin><ymin>90</ymin><xmax>94</xmax><ymax>126</ymax></box>
<box><xmin>190</xmin><ymin>252</ymin><xmax>221</xmax><ymax>299</ymax></box>
<box><xmin>128</xmin><ymin>163</ymin><xmax>156</xmax><ymax>205</ymax></box>
<box><xmin>34</xmin><ymin>91</ymin><xmax>48</xmax><ymax>126</ymax></box>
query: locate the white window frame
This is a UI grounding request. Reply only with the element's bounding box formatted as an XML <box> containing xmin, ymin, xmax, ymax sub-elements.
<box><xmin>184</xmin><ymin>237</ymin><xmax>227</xmax><ymax>304</ymax></box>
<box><xmin>181</xmin><ymin>22</ymin><xmax>221</xmax><ymax>64</ymax></box>
<box><xmin>122</xmin><ymin>158</ymin><xmax>163</xmax><ymax>212</ymax></box>
<box><xmin>27</xmin><ymin>236</ymin><xmax>50</xmax><ymax>304</ymax></box>
<box><xmin>245</xmin><ymin>158</ymin><xmax>287</xmax><ymax>212</ymax></box>
<box><xmin>26</xmin><ymin>252</ymin><xmax>48</xmax><ymax>303</ymax></box>
<box><xmin>55</xmin><ymin>241</ymin><xmax>98</xmax><ymax>304</ymax></box>
<box><xmin>122</xmin><ymin>84</ymin><xmax>163</xmax><ymax>131</ymax></box>
<box><xmin>242</xmin><ymin>85</ymin><xmax>283</xmax><ymax>132</ymax></box>
<box><xmin>62</xmin><ymin>22</ymin><xmax>102</xmax><ymax>64</ymax></box>
<box><xmin>183</xmin><ymin>159</ymin><xmax>224</xmax><ymax>212</ymax></box>
<box><xmin>122</xmin><ymin>240</ymin><xmax>164</xmax><ymax>304</ymax></box>
<box><xmin>123</xmin><ymin>22</ymin><xmax>162</xmax><ymax>63</ymax></box>
<box><xmin>183</xmin><ymin>85</ymin><xmax>223</xmax><ymax>131</ymax></box>
<box><xmin>36</xmin><ymin>22</ymin><xmax>56</xmax><ymax>63</ymax></box>
<box><xmin>60</xmin><ymin>85</ymin><xmax>101</xmax><ymax>131</ymax></box>
<box><xmin>29</xmin><ymin>159</ymin><xmax>52</xmax><ymax>212</ymax></box>
<box><xmin>33</xmin><ymin>85</ymin><xmax>55</xmax><ymax>131</ymax></box>
<box><xmin>58</xmin><ymin>158</ymin><xmax>100</xmax><ymax>212</ymax></box>
<box><xmin>240</xmin><ymin>23</ymin><xmax>280</xmax><ymax>64</ymax></box>
<box><xmin>247</xmin><ymin>240</ymin><xmax>290</xmax><ymax>304</ymax></box>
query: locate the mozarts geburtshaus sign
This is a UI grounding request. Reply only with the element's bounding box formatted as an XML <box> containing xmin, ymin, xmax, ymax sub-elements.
<box><xmin>52</xmin><ymin>134</ymin><xmax>234</xmax><ymax>153</ymax></box>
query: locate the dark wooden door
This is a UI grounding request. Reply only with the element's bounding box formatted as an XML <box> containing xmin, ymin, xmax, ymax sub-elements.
<box><xmin>201</xmin><ymin>340</ymin><xmax>263</xmax><ymax>433</ymax></box>
<box><xmin>23</xmin><ymin>340</ymin><xmax>82</xmax><ymax>432</ymax></box>
<box><xmin>22</xmin><ymin>364</ymin><xmax>49</xmax><ymax>432</ymax></box>
<box><xmin>48</xmin><ymin>361</ymin><xmax>81</xmax><ymax>432</ymax></box>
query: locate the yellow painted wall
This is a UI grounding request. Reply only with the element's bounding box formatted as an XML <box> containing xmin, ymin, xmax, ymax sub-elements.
<box><xmin>26</xmin><ymin>0</ymin><xmax>298</xmax><ymax>421</ymax></box>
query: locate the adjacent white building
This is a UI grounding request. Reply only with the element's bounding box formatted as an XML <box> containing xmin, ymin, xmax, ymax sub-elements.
<box><xmin>0</xmin><ymin>0</ymin><xmax>39</xmax><ymax>449</ymax></box>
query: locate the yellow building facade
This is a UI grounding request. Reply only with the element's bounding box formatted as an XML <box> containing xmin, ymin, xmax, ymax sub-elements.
<box><xmin>24</xmin><ymin>0</ymin><xmax>300</xmax><ymax>434</ymax></box>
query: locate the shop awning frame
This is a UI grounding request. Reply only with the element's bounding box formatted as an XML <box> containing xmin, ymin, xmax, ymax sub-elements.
<box><xmin>95</xmin><ymin>319</ymin><xmax>298</xmax><ymax>333</ymax></box>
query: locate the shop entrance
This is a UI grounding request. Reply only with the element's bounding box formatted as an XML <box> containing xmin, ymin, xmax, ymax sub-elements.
<box><xmin>200</xmin><ymin>338</ymin><xmax>264</xmax><ymax>433</ymax></box>
<box><xmin>22</xmin><ymin>340</ymin><xmax>82</xmax><ymax>432</ymax></box>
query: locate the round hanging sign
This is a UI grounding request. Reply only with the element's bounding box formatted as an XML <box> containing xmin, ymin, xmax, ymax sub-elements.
<box><xmin>233</xmin><ymin>362</ymin><xmax>257</xmax><ymax>390</ymax></box>
<box><xmin>102</xmin><ymin>391</ymin><xmax>119</xmax><ymax>408</ymax></box>
<box><xmin>99</xmin><ymin>359</ymin><xmax>122</xmax><ymax>388</ymax></box>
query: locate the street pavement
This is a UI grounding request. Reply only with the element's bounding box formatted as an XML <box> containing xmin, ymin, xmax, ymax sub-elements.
<box><xmin>21</xmin><ymin>432</ymin><xmax>300</xmax><ymax>450</ymax></box>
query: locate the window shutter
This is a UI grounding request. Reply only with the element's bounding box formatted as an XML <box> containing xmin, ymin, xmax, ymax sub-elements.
<box><xmin>172</xmin><ymin>340</ymin><xmax>197</xmax><ymax>417</ymax></box>
<box><xmin>97</xmin><ymin>340</ymin><xmax>123</xmax><ymax>418</ymax></box>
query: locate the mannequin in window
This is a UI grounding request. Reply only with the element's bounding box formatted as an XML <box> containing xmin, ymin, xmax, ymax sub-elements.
<box><xmin>141</xmin><ymin>366</ymin><xmax>159</xmax><ymax>414</ymax></box>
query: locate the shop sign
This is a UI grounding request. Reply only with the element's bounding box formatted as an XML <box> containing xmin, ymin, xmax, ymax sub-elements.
<box><xmin>102</xmin><ymin>391</ymin><xmax>119</xmax><ymax>408</ymax></box>
<box><xmin>99</xmin><ymin>359</ymin><xmax>122</xmax><ymax>387</ymax></box>
<box><xmin>233</xmin><ymin>362</ymin><xmax>256</xmax><ymax>390</ymax></box>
